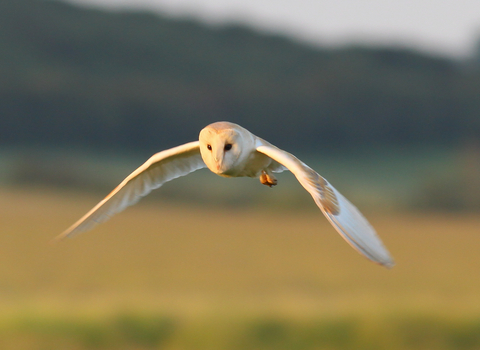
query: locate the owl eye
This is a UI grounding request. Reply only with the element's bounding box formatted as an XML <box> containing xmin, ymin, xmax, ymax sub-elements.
<box><xmin>207</xmin><ymin>144</ymin><xmax>212</xmax><ymax>151</ymax></box>
<box><xmin>224</xmin><ymin>144</ymin><xmax>232</xmax><ymax>151</ymax></box>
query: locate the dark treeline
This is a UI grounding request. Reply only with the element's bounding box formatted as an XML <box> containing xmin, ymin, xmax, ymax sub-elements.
<box><xmin>1</xmin><ymin>0</ymin><xmax>480</xmax><ymax>154</ymax></box>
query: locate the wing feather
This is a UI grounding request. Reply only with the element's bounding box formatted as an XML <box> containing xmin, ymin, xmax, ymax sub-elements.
<box><xmin>55</xmin><ymin>141</ymin><xmax>205</xmax><ymax>240</ymax></box>
<box><xmin>256</xmin><ymin>141</ymin><xmax>394</xmax><ymax>268</ymax></box>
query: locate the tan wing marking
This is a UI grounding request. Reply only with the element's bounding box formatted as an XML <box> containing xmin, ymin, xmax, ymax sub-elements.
<box><xmin>304</xmin><ymin>167</ymin><xmax>340</xmax><ymax>215</ymax></box>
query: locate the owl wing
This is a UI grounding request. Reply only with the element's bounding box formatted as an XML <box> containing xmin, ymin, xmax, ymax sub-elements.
<box><xmin>55</xmin><ymin>141</ymin><xmax>205</xmax><ymax>241</ymax></box>
<box><xmin>256</xmin><ymin>140</ymin><xmax>394</xmax><ymax>268</ymax></box>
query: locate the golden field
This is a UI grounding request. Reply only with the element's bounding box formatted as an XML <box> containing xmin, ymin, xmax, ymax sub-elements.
<box><xmin>1</xmin><ymin>186</ymin><xmax>480</xmax><ymax>349</ymax></box>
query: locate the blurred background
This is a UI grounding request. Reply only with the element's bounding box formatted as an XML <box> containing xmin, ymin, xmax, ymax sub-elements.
<box><xmin>1</xmin><ymin>0</ymin><xmax>480</xmax><ymax>348</ymax></box>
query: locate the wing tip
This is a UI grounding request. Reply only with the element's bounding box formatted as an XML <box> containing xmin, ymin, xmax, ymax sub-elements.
<box><xmin>51</xmin><ymin>224</ymin><xmax>83</xmax><ymax>245</ymax></box>
<box><xmin>378</xmin><ymin>257</ymin><xmax>395</xmax><ymax>269</ymax></box>
<box><xmin>50</xmin><ymin>230</ymin><xmax>70</xmax><ymax>245</ymax></box>
<box><xmin>361</xmin><ymin>243</ymin><xmax>395</xmax><ymax>269</ymax></box>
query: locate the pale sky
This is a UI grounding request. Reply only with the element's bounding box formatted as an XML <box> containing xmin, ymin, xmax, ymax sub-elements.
<box><xmin>65</xmin><ymin>0</ymin><xmax>480</xmax><ymax>59</ymax></box>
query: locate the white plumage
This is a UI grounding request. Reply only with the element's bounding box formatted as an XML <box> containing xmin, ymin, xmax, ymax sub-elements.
<box><xmin>56</xmin><ymin>121</ymin><xmax>394</xmax><ymax>268</ymax></box>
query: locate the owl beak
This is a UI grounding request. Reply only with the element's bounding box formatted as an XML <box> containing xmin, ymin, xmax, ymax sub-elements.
<box><xmin>213</xmin><ymin>151</ymin><xmax>224</xmax><ymax>169</ymax></box>
<box><xmin>213</xmin><ymin>156</ymin><xmax>223</xmax><ymax>173</ymax></box>
<box><xmin>215</xmin><ymin>159</ymin><xmax>223</xmax><ymax>171</ymax></box>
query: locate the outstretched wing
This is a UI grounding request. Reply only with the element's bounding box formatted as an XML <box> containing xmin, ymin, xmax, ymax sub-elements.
<box><xmin>256</xmin><ymin>140</ymin><xmax>394</xmax><ymax>268</ymax></box>
<box><xmin>55</xmin><ymin>141</ymin><xmax>205</xmax><ymax>241</ymax></box>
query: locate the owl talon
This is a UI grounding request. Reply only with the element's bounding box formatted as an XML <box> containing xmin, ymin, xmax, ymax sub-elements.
<box><xmin>260</xmin><ymin>170</ymin><xmax>277</xmax><ymax>187</ymax></box>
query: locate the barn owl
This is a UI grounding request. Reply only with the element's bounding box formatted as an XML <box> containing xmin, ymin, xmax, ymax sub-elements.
<box><xmin>56</xmin><ymin>121</ymin><xmax>394</xmax><ymax>268</ymax></box>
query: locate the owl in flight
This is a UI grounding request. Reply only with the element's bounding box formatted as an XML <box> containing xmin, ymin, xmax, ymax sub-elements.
<box><xmin>57</xmin><ymin>122</ymin><xmax>394</xmax><ymax>268</ymax></box>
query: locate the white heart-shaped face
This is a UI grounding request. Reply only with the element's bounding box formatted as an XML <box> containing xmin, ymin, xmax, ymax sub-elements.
<box><xmin>199</xmin><ymin>122</ymin><xmax>243</xmax><ymax>175</ymax></box>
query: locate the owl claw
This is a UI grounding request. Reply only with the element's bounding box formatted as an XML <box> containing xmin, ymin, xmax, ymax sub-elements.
<box><xmin>260</xmin><ymin>170</ymin><xmax>277</xmax><ymax>187</ymax></box>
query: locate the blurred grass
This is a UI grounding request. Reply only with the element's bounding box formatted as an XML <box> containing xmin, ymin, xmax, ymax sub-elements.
<box><xmin>4</xmin><ymin>313</ymin><xmax>480</xmax><ymax>350</ymax></box>
<box><xmin>0</xmin><ymin>186</ymin><xmax>480</xmax><ymax>349</ymax></box>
